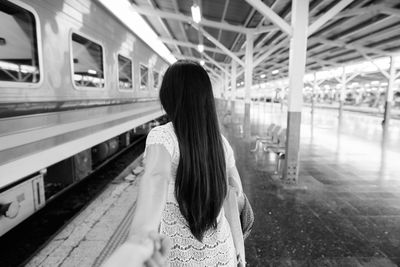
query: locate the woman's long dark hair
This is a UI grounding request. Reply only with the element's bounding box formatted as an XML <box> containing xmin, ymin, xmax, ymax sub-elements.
<box><xmin>159</xmin><ymin>60</ymin><xmax>227</xmax><ymax>241</ymax></box>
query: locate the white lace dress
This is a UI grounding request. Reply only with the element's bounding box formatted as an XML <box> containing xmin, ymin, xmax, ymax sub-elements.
<box><xmin>144</xmin><ymin>122</ymin><xmax>236</xmax><ymax>266</ymax></box>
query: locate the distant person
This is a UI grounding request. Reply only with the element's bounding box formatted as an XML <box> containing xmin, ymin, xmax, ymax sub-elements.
<box><xmin>108</xmin><ymin>60</ymin><xmax>246</xmax><ymax>266</ymax></box>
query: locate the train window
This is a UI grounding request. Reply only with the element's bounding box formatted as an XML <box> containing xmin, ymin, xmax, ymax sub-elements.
<box><xmin>140</xmin><ymin>64</ymin><xmax>148</xmax><ymax>90</ymax></box>
<box><xmin>71</xmin><ymin>33</ymin><xmax>104</xmax><ymax>88</ymax></box>
<box><xmin>153</xmin><ymin>70</ymin><xmax>159</xmax><ymax>89</ymax></box>
<box><xmin>0</xmin><ymin>1</ymin><xmax>41</xmax><ymax>84</ymax></box>
<box><xmin>118</xmin><ymin>55</ymin><xmax>132</xmax><ymax>90</ymax></box>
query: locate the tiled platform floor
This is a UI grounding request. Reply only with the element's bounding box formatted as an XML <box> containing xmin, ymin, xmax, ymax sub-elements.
<box><xmin>218</xmin><ymin>100</ymin><xmax>400</xmax><ymax>266</ymax></box>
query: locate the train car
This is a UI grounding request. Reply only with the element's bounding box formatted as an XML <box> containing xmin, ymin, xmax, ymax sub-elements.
<box><xmin>0</xmin><ymin>0</ymin><xmax>169</xmax><ymax>236</ymax></box>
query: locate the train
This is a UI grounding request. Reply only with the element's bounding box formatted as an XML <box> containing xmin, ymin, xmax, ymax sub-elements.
<box><xmin>0</xmin><ymin>0</ymin><xmax>170</xmax><ymax>236</ymax></box>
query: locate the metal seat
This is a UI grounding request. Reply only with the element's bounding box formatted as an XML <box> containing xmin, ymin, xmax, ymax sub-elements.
<box><xmin>264</xmin><ymin>128</ymin><xmax>286</xmax><ymax>151</ymax></box>
<box><xmin>250</xmin><ymin>124</ymin><xmax>280</xmax><ymax>152</ymax></box>
<box><xmin>265</xmin><ymin>128</ymin><xmax>286</xmax><ymax>178</ymax></box>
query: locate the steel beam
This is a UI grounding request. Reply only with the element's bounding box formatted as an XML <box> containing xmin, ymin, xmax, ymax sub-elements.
<box><xmin>143</xmin><ymin>0</ymin><xmax>183</xmax><ymax>55</ymax></box>
<box><xmin>381</xmin><ymin>7</ymin><xmax>400</xmax><ymax>18</ymax></box>
<box><xmin>314</xmin><ymin>37</ymin><xmax>387</xmax><ymax>57</ymax></box>
<box><xmin>160</xmin><ymin>38</ymin><xmax>225</xmax><ymax>55</ymax></box>
<box><xmin>345</xmin><ymin>71</ymin><xmax>360</xmax><ymax>84</ymax></box>
<box><xmin>309</xmin><ymin>57</ymin><xmax>338</xmax><ymax>68</ymax></box>
<box><xmin>202</xmin><ymin>52</ymin><xmax>230</xmax><ymax>77</ymax></box>
<box><xmin>253</xmin><ymin>38</ymin><xmax>289</xmax><ymax>67</ymax></box>
<box><xmin>335</xmin><ymin>5</ymin><xmax>382</xmax><ymax>19</ymax></box>
<box><xmin>360</xmin><ymin>52</ymin><xmax>390</xmax><ymax>79</ymax></box>
<box><xmin>245</xmin><ymin>0</ymin><xmax>292</xmax><ymax>36</ymax></box>
<box><xmin>308</xmin><ymin>0</ymin><xmax>354</xmax><ymax>36</ymax></box>
<box><xmin>234</xmin><ymin>46</ymin><xmax>265</xmax><ymax>56</ymax></box>
<box><xmin>214</xmin><ymin>0</ymin><xmax>230</xmax><ymax>60</ymax></box>
<box><xmin>252</xmin><ymin>0</ymin><xmax>291</xmax><ymax>50</ymax></box>
<box><xmin>170</xmin><ymin>0</ymin><xmax>194</xmax><ymax>57</ymax></box>
<box><xmin>251</xmin><ymin>25</ymin><xmax>278</xmax><ymax>34</ymax></box>
<box><xmin>204</xmin><ymin>65</ymin><xmax>223</xmax><ymax>83</ymax></box>
<box><xmin>195</xmin><ymin>26</ymin><xmax>245</xmax><ymax>67</ymax></box>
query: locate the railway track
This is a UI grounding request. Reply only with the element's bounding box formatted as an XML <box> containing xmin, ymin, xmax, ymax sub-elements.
<box><xmin>0</xmin><ymin>135</ymin><xmax>147</xmax><ymax>267</ymax></box>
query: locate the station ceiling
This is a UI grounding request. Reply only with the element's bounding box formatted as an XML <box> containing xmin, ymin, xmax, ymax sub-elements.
<box><xmin>130</xmin><ymin>0</ymin><xmax>400</xmax><ymax>84</ymax></box>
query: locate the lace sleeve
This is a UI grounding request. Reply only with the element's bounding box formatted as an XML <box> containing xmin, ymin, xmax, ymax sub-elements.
<box><xmin>144</xmin><ymin>126</ymin><xmax>175</xmax><ymax>159</ymax></box>
<box><xmin>221</xmin><ymin>135</ymin><xmax>235</xmax><ymax>169</ymax></box>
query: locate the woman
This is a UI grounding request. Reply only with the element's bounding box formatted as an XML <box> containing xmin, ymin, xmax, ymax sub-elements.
<box><xmin>111</xmin><ymin>60</ymin><xmax>245</xmax><ymax>266</ymax></box>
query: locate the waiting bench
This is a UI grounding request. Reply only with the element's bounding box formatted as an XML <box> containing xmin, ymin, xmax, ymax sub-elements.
<box><xmin>251</xmin><ymin>124</ymin><xmax>286</xmax><ymax>178</ymax></box>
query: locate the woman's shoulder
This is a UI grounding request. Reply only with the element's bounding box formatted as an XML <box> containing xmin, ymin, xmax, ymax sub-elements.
<box><xmin>221</xmin><ymin>134</ymin><xmax>232</xmax><ymax>150</ymax></box>
<box><xmin>146</xmin><ymin>122</ymin><xmax>176</xmax><ymax>157</ymax></box>
<box><xmin>146</xmin><ymin>122</ymin><xmax>176</xmax><ymax>145</ymax></box>
<box><xmin>148</xmin><ymin>122</ymin><xmax>174</xmax><ymax>137</ymax></box>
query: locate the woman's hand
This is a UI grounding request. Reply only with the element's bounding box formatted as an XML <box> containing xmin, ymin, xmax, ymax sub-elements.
<box><xmin>102</xmin><ymin>232</ymin><xmax>171</xmax><ymax>267</ymax></box>
<box><xmin>237</xmin><ymin>253</ymin><xmax>246</xmax><ymax>267</ymax></box>
<box><xmin>144</xmin><ymin>232</ymin><xmax>171</xmax><ymax>267</ymax></box>
<box><xmin>101</xmin><ymin>238</ymin><xmax>152</xmax><ymax>267</ymax></box>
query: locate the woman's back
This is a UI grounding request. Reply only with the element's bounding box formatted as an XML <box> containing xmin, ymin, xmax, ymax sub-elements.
<box><xmin>145</xmin><ymin>122</ymin><xmax>236</xmax><ymax>266</ymax></box>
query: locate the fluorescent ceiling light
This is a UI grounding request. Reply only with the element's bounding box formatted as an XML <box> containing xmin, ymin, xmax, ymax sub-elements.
<box><xmin>197</xmin><ymin>44</ymin><xmax>204</xmax><ymax>53</ymax></box>
<box><xmin>272</xmin><ymin>69</ymin><xmax>279</xmax><ymax>75</ymax></box>
<box><xmin>98</xmin><ymin>0</ymin><xmax>176</xmax><ymax>64</ymax></box>
<box><xmin>200</xmin><ymin>59</ymin><xmax>205</xmax><ymax>66</ymax></box>
<box><xmin>191</xmin><ymin>4</ymin><xmax>201</xmax><ymax>23</ymax></box>
<box><xmin>260</xmin><ymin>74</ymin><xmax>266</xmax><ymax>78</ymax></box>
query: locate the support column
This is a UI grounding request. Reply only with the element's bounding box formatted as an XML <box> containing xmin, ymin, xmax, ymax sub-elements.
<box><xmin>339</xmin><ymin>66</ymin><xmax>346</xmax><ymax>120</ymax></box>
<box><xmin>283</xmin><ymin>0</ymin><xmax>309</xmax><ymax>184</ymax></box>
<box><xmin>379</xmin><ymin>124</ymin><xmax>389</xmax><ymax>185</ymax></box>
<box><xmin>244</xmin><ymin>32</ymin><xmax>254</xmax><ymax>139</ymax></box>
<box><xmin>225</xmin><ymin>65</ymin><xmax>229</xmax><ymax>101</ymax></box>
<box><xmin>216</xmin><ymin>78</ymin><xmax>223</xmax><ymax>98</ymax></box>
<box><xmin>245</xmin><ymin>32</ymin><xmax>254</xmax><ymax>104</ymax></box>
<box><xmin>231</xmin><ymin>60</ymin><xmax>237</xmax><ymax>113</ymax></box>
<box><xmin>383</xmin><ymin>56</ymin><xmax>395</xmax><ymax>127</ymax></box>
<box><xmin>311</xmin><ymin>72</ymin><xmax>317</xmax><ymax>116</ymax></box>
<box><xmin>231</xmin><ymin>60</ymin><xmax>237</xmax><ymax>102</ymax></box>
<box><xmin>220</xmin><ymin>72</ymin><xmax>224</xmax><ymax>99</ymax></box>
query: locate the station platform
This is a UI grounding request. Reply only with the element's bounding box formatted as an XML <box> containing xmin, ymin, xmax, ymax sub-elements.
<box><xmin>218</xmin><ymin>100</ymin><xmax>400</xmax><ymax>266</ymax></box>
<box><xmin>28</xmin><ymin>99</ymin><xmax>400</xmax><ymax>267</ymax></box>
<box><xmin>303</xmin><ymin>102</ymin><xmax>400</xmax><ymax>119</ymax></box>
<box><xmin>26</xmin><ymin>157</ymin><xmax>145</xmax><ymax>267</ymax></box>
